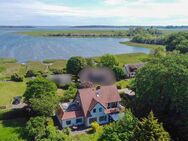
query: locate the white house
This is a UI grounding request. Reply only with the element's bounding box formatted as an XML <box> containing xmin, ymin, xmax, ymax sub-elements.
<box><xmin>56</xmin><ymin>85</ymin><xmax>124</xmax><ymax>128</ymax></box>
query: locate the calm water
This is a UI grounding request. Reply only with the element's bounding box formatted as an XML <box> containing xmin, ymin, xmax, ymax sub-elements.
<box><xmin>0</xmin><ymin>27</ymin><xmax>149</xmax><ymax>62</ymax></box>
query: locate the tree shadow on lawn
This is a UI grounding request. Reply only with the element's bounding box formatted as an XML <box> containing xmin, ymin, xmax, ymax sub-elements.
<box><xmin>1</xmin><ymin>118</ymin><xmax>29</xmax><ymax>140</ymax></box>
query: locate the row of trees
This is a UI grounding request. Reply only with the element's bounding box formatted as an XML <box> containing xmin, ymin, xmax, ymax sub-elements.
<box><xmin>132</xmin><ymin>34</ymin><xmax>166</xmax><ymax>45</ymax></box>
<box><xmin>66</xmin><ymin>54</ymin><xmax>125</xmax><ymax>81</ymax></box>
<box><xmin>128</xmin><ymin>27</ymin><xmax>188</xmax><ymax>54</ymax></box>
<box><xmin>166</xmin><ymin>32</ymin><xmax>188</xmax><ymax>53</ymax></box>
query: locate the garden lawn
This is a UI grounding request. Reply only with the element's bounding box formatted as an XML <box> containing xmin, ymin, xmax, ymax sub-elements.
<box><xmin>0</xmin><ymin>81</ymin><xmax>26</xmax><ymax>106</ymax></box>
<box><xmin>0</xmin><ymin>118</ymin><xmax>26</xmax><ymax>141</ymax></box>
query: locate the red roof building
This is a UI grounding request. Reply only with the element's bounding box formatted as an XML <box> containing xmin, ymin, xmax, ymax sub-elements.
<box><xmin>56</xmin><ymin>85</ymin><xmax>124</xmax><ymax>128</ymax></box>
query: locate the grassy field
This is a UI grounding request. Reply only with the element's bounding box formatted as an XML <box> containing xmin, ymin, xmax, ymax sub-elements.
<box><xmin>0</xmin><ymin>118</ymin><xmax>26</xmax><ymax>141</ymax></box>
<box><xmin>48</xmin><ymin>60</ymin><xmax>67</xmax><ymax>71</ymax></box>
<box><xmin>0</xmin><ymin>82</ymin><xmax>26</xmax><ymax>106</ymax></box>
<box><xmin>18</xmin><ymin>30</ymin><xmax>128</xmax><ymax>37</ymax></box>
<box><xmin>0</xmin><ymin>63</ymin><xmax>23</xmax><ymax>80</ymax></box>
<box><xmin>92</xmin><ymin>53</ymin><xmax>149</xmax><ymax>67</ymax></box>
<box><xmin>121</xmin><ymin>41</ymin><xmax>165</xmax><ymax>50</ymax></box>
<box><xmin>26</xmin><ymin>61</ymin><xmax>47</xmax><ymax>72</ymax></box>
<box><xmin>0</xmin><ymin>58</ymin><xmax>17</xmax><ymax>63</ymax></box>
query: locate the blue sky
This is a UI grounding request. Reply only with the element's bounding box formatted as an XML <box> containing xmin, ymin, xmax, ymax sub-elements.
<box><xmin>0</xmin><ymin>0</ymin><xmax>188</xmax><ymax>26</ymax></box>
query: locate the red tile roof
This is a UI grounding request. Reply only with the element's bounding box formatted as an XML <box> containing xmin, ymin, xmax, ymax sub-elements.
<box><xmin>57</xmin><ymin>108</ymin><xmax>83</xmax><ymax>120</ymax></box>
<box><xmin>58</xmin><ymin>85</ymin><xmax>121</xmax><ymax>120</ymax></box>
<box><xmin>78</xmin><ymin>85</ymin><xmax>121</xmax><ymax>117</ymax></box>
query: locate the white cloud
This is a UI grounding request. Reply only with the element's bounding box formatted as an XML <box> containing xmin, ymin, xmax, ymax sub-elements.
<box><xmin>104</xmin><ymin>0</ymin><xmax>125</xmax><ymax>5</ymax></box>
<box><xmin>0</xmin><ymin>0</ymin><xmax>188</xmax><ymax>25</ymax></box>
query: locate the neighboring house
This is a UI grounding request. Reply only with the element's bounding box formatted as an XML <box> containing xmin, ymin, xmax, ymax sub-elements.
<box><xmin>79</xmin><ymin>68</ymin><xmax>115</xmax><ymax>85</ymax></box>
<box><xmin>49</xmin><ymin>74</ymin><xmax>72</xmax><ymax>87</ymax></box>
<box><xmin>56</xmin><ymin>85</ymin><xmax>124</xmax><ymax>128</ymax></box>
<box><xmin>124</xmin><ymin>63</ymin><xmax>145</xmax><ymax>78</ymax></box>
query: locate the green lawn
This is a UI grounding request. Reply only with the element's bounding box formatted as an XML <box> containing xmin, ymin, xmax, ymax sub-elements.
<box><xmin>121</xmin><ymin>41</ymin><xmax>165</xmax><ymax>50</ymax></box>
<box><xmin>0</xmin><ymin>82</ymin><xmax>26</xmax><ymax>106</ymax></box>
<box><xmin>0</xmin><ymin>118</ymin><xmax>26</xmax><ymax>141</ymax></box>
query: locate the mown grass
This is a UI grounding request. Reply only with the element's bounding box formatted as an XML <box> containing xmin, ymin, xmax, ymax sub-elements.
<box><xmin>0</xmin><ymin>82</ymin><xmax>26</xmax><ymax>106</ymax></box>
<box><xmin>121</xmin><ymin>41</ymin><xmax>165</xmax><ymax>50</ymax></box>
<box><xmin>18</xmin><ymin>30</ymin><xmax>128</xmax><ymax>37</ymax></box>
<box><xmin>0</xmin><ymin>118</ymin><xmax>26</xmax><ymax>141</ymax></box>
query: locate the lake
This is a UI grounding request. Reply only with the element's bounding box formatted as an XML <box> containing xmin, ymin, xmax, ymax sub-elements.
<box><xmin>0</xmin><ymin>27</ymin><xmax>149</xmax><ymax>62</ymax></box>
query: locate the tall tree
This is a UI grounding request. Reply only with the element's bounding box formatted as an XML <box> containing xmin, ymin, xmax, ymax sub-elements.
<box><xmin>25</xmin><ymin>116</ymin><xmax>47</xmax><ymax>140</ymax></box>
<box><xmin>100</xmin><ymin>54</ymin><xmax>118</xmax><ymax>69</ymax></box>
<box><xmin>112</xmin><ymin>66</ymin><xmax>125</xmax><ymax>80</ymax></box>
<box><xmin>29</xmin><ymin>94</ymin><xmax>58</xmax><ymax>116</ymax></box>
<box><xmin>24</xmin><ymin>77</ymin><xmax>57</xmax><ymax>100</ymax></box>
<box><xmin>66</xmin><ymin>56</ymin><xmax>87</xmax><ymax>75</ymax></box>
<box><xmin>134</xmin><ymin>111</ymin><xmax>170</xmax><ymax>141</ymax></box>
<box><xmin>133</xmin><ymin>54</ymin><xmax>188</xmax><ymax>140</ymax></box>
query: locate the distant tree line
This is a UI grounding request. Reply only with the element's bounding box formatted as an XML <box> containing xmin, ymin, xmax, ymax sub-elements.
<box><xmin>129</xmin><ymin>27</ymin><xmax>188</xmax><ymax>53</ymax></box>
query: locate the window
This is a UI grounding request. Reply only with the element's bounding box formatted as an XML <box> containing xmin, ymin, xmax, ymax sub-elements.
<box><xmin>99</xmin><ymin>116</ymin><xmax>107</xmax><ymax>122</ymax></box>
<box><xmin>66</xmin><ymin>120</ymin><xmax>71</xmax><ymax>125</ymax></box>
<box><xmin>76</xmin><ymin>118</ymin><xmax>82</xmax><ymax>124</ymax></box>
<box><xmin>108</xmin><ymin>102</ymin><xmax>118</xmax><ymax>109</ymax></box>
<box><xmin>93</xmin><ymin>108</ymin><xmax>96</xmax><ymax>113</ymax></box>
<box><xmin>99</xmin><ymin>107</ymin><xmax>102</xmax><ymax>112</ymax></box>
<box><xmin>89</xmin><ymin>117</ymin><xmax>97</xmax><ymax>124</ymax></box>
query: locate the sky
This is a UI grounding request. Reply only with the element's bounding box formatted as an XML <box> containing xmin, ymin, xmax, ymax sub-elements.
<box><xmin>0</xmin><ymin>0</ymin><xmax>188</xmax><ymax>26</ymax></box>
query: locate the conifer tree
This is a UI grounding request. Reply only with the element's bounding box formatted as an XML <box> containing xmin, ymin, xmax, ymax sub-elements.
<box><xmin>134</xmin><ymin>111</ymin><xmax>170</xmax><ymax>141</ymax></box>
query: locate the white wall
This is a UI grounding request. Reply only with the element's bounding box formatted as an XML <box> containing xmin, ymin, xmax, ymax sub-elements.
<box><xmin>86</xmin><ymin>103</ymin><xmax>109</xmax><ymax>127</ymax></box>
<box><xmin>62</xmin><ymin>116</ymin><xmax>84</xmax><ymax>128</ymax></box>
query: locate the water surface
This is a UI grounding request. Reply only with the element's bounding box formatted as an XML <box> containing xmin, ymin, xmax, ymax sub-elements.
<box><xmin>0</xmin><ymin>27</ymin><xmax>149</xmax><ymax>62</ymax></box>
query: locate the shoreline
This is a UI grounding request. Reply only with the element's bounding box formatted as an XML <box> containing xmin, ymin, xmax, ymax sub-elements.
<box><xmin>120</xmin><ymin>41</ymin><xmax>165</xmax><ymax>49</ymax></box>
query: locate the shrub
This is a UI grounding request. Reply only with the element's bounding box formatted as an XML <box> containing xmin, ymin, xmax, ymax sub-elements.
<box><xmin>91</xmin><ymin>121</ymin><xmax>100</xmax><ymax>132</ymax></box>
<box><xmin>11</xmin><ymin>73</ymin><xmax>24</xmax><ymax>82</ymax></box>
<box><xmin>63</xmin><ymin>127</ymin><xmax>71</xmax><ymax>135</ymax></box>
